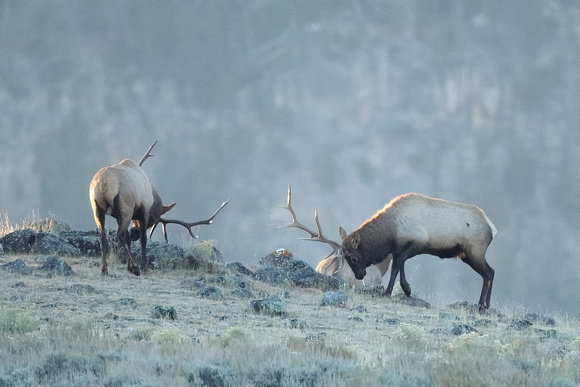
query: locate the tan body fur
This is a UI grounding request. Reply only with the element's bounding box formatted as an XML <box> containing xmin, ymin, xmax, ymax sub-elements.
<box><xmin>340</xmin><ymin>193</ymin><xmax>496</xmax><ymax>310</ymax></box>
<box><xmin>90</xmin><ymin>159</ymin><xmax>175</xmax><ymax>275</ymax></box>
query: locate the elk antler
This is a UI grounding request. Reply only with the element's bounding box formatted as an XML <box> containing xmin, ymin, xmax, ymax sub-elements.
<box><xmin>150</xmin><ymin>199</ymin><xmax>231</xmax><ymax>242</ymax></box>
<box><xmin>279</xmin><ymin>186</ymin><xmax>342</xmax><ymax>254</ymax></box>
<box><xmin>138</xmin><ymin>140</ymin><xmax>158</xmax><ymax>166</ymax></box>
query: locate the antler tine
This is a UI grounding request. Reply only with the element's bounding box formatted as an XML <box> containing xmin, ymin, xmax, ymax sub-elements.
<box><xmin>279</xmin><ymin>186</ymin><xmax>342</xmax><ymax>253</ymax></box>
<box><xmin>312</xmin><ymin>208</ymin><xmax>342</xmax><ymax>253</ymax></box>
<box><xmin>279</xmin><ymin>186</ymin><xmax>318</xmax><ymax>238</ymax></box>
<box><xmin>138</xmin><ymin>140</ymin><xmax>158</xmax><ymax>166</ymax></box>
<box><xmin>150</xmin><ymin>199</ymin><xmax>231</xmax><ymax>242</ymax></box>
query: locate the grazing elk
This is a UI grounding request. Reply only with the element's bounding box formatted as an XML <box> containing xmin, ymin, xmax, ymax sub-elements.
<box><xmin>280</xmin><ymin>186</ymin><xmax>391</xmax><ymax>287</ymax></box>
<box><xmin>90</xmin><ymin>141</ymin><xmax>229</xmax><ymax>276</ymax></box>
<box><xmin>339</xmin><ymin>193</ymin><xmax>497</xmax><ymax>311</ymax></box>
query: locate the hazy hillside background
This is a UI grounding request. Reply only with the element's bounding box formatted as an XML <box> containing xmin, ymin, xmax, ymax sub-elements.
<box><xmin>1</xmin><ymin>1</ymin><xmax>579</xmax><ymax>317</ymax></box>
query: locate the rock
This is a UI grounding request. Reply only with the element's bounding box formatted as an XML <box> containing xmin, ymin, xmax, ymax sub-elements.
<box><xmin>448</xmin><ymin>301</ymin><xmax>480</xmax><ymax>314</ymax></box>
<box><xmin>250</xmin><ymin>298</ymin><xmax>286</xmax><ymax>316</ymax></box>
<box><xmin>260</xmin><ymin>249</ymin><xmax>294</xmax><ymax>266</ymax></box>
<box><xmin>137</xmin><ymin>241</ymin><xmax>186</xmax><ymax>270</ymax></box>
<box><xmin>181</xmin><ymin>275</ymin><xmax>208</xmax><ymax>289</ymax></box>
<box><xmin>32</xmin><ymin>233</ymin><xmax>80</xmax><ymax>256</ymax></box>
<box><xmin>472</xmin><ymin>319</ymin><xmax>496</xmax><ymax>327</ymax></box>
<box><xmin>305</xmin><ymin>332</ymin><xmax>326</xmax><ymax>341</ymax></box>
<box><xmin>150</xmin><ymin>305</ymin><xmax>177</xmax><ymax>320</ymax></box>
<box><xmin>356</xmin><ymin>285</ymin><xmax>387</xmax><ymax>297</ymax></box>
<box><xmin>383</xmin><ymin>318</ymin><xmax>400</xmax><ymax>325</ymax></box>
<box><xmin>61</xmin><ymin>230</ymin><xmax>104</xmax><ymax>257</ymax></box>
<box><xmin>231</xmin><ymin>288</ymin><xmax>255</xmax><ymax>298</ymax></box>
<box><xmin>280</xmin><ymin>258</ymin><xmax>317</xmax><ymax>287</ymax></box>
<box><xmin>0</xmin><ymin>229</ymin><xmax>80</xmax><ymax>256</ymax></box>
<box><xmin>66</xmin><ymin>284</ymin><xmax>97</xmax><ymax>294</ymax></box>
<box><xmin>321</xmin><ymin>291</ymin><xmax>348</xmax><ymax>307</ymax></box>
<box><xmin>507</xmin><ymin>319</ymin><xmax>533</xmax><ymax>330</ymax></box>
<box><xmin>396</xmin><ymin>295</ymin><xmax>431</xmax><ymax>309</ymax></box>
<box><xmin>439</xmin><ymin>312</ymin><xmax>460</xmax><ymax>321</ymax></box>
<box><xmin>535</xmin><ymin>328</ymin><xmax>557</xmax><ymax>339</ymax></box>
<box><xmin>254</xmin><ymin>265</ymin><xmax>289</xmax><ymax>286</ymax></box>
<box><xmin>280</xmin><ymin>318</ymin><xmax>306</xmax><ymax>329</ymax></box>
<box><xmin>232</xmin><ymin>275</ymin><xmax>251</xmax><ymax>289</ymax></box>
<box><xmin>0</xmin><ymin>242</ymin><xmax>4</xmax><ymax>256</ymax></box>
<box><xmin>197</xmin><ymin>285</ymin><xmax>223</xmax><ymax>300</ymax></box>
<box><xmin>0</xmin><ymin>229</ymin><xmax>37</xmax><ymax>254</ymax></box>
<box><xmin>353</xmin><ymin>305</ymin><xmax>367</xmax><ymax>313</ymax></box>
<box><xmin>37</xmin><ymin>255</ymin><xmax>74</xmax><ymax>276</ymax></box>
<box><xmin>282</xmin><ymin>258</ymin><xmax>343</xmax><ymax>290</ymax></box>
<box><xmin>451</xmin><ymin>324</ymin><xmax>478</xmax><ymax>335</ymax></box>
<box><xmin>255</xmin><ymin>257</ymin><xmax>343</xmax><ymax>291</ymax></box>
<box><xmin>525</xmin><ymin>313</ymin><xmax>556</xmax><ymax>326</ymax></box>
<box><xmin>0</xmin><ymin>259</ymin><xmax>33</xmax><ymax>275</ymax></box>
<box><xmin>119</xmin><ymin>298</ymin><xmax>136</xmax><ymax>306</ymax></box>
<box><xmin>348</xmin><ymin>316</ymin><xmax>364</xmax><ymax>322</ymax></box>
<box><xmin>226</xmin><ymin>262</ymin><xmax>254</xmax><ymax>276</ymax></box>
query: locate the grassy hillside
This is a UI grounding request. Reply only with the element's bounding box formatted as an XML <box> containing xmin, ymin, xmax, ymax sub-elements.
<box><xmin>0</xmin><ymin>252</ymin><xmax>578</xmax><ymax>386</ymax></box>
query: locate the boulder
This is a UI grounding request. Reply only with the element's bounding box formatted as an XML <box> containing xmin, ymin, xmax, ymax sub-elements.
<box><xmin>260</xmin><ymin>248</ymin><xmax>294</xmax><ymax>266</ymax></box>
<box><xmin>0</xmin><ymin>229</ymin><xmax>37</xmax><ymax>254</ymax></box>
<box><xmin>226</xmin><ymin>262</ymin><xmax>253</xmax><ymax>276</ymax></box>
<box><xmin>150</xmin><ymin>305</ymin><xmax>177</xmax><ymax>320</ymax></box>
<box><xmin>32</xmin><ymin>233</ymin><xmax>80</xmax><ymax>256</ymax></box>
<box><xmin>321</xmin><ymin>291</ymin><xmax>348</xmax><ymax>307</ymax></box>
<box><xmin>254</xmin><ymin>265</ymin><xmax>289</xmax><ymax>286</ymax></box>
<box><xmin>37</xmin><ymin>255</ymin><xmax>74</xmax><ymax>277</ymax></box>
<box><xmin>61</xmin><ymin>230</ymin><xmax>105</xmax><ymax>257</ymax></box>
<box><xmin>0</xmin><ymin>259</ymin><xmax>33</xmax><ymax>275</ymax></box>
<box><xmin>255</xmin><ymin>254</ymin><xmax>343</xmax><ymax>291</ymax></box>
<box><xmin>250</xmin><ymin>298</ymin><xmax>286</xmax><ymax>317</ymax></box>
<box><xmin>197</xmin><ymin>285</ymin><xmax>223</xmax><ymax>300</ymax></box>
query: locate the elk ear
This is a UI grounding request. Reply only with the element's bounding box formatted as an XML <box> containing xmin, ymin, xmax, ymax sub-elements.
<box><xmin>350</xmin><ymin>234</ymin><xmax>361</xmax><ymax>249</ymax></box>
<box><xmin>162</xmin><ymin>202</ymin><xmax>176</xmax><ymax>215</ymax></box>
<box><xmin>338</xmin><ymin>226</ymin><xmax>348</xmax><ymax>241</ymax></box>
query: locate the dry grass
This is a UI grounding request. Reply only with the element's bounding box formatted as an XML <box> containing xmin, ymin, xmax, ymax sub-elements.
<box><xmin>0</xmin><ymin>251</ymin><xmax>579</xmax><ymax>386</ymax></box>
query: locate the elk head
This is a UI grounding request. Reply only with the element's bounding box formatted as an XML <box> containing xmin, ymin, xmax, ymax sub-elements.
<box><xmin>279</xmin><ymin>186</ymin><xmax>389</xmax><ymax>287</ymax></box>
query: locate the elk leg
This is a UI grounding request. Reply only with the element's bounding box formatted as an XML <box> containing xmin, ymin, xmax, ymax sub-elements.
<box><xmin>385</xmin><ymin>256</ymin><xmax>400</xmax><ymax>296</ymax></box>
<box><xmin>116</xmin><ymin>217</ymin><xmax>140</xmax><ymax>276</ymax></box>
<box><xmin>398</xmin><ymin>260</ymin><xmax>412</xmax><ymax>297</ymax></box>
<box><xmin>463</xmin><ymin>256</ymin><xmax>494</xmax><ymax>311</ymax></box>
<box><xmin>139</xmin><ymin>225</ymin><xmax>148</xmax><ymax>273</ymax></box>
<box><xmin>395</xmin><ymin>242</ymin><xmax>425</xmax><ymax>297</ymax></box>
<box><xmin>94</xmin><ymin>206</ymin><xmax>109</xmax><ymax>275</ymax></box>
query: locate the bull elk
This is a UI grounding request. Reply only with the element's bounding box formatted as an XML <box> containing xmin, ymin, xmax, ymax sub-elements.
<box><xmin>280</xmin><ymin>186</ymin><xmax>390</xmax><ymax>287</ymax></box>
<box><xmin>339</xmin><ymin>193</ymin><xmax>497</xmax><ymax>311</ymax></box>
<box><xmin>89</xmin><ymin>141</ymin><xmax>229</xmax><ymax>276</ymax></box>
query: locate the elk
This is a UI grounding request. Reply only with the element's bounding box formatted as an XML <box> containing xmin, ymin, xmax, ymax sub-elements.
<box><xmin>339</xmin><ymin>193</ymin><xmax>497</xmax><ymax>311</ymax></box>
<box><xmin>280</xmin><ymin>186</ymin><xmax>390</xmax><ymax>287</ymax></box>
<box><xmin>89</xmin><ymin>141</ymin><xmax>229</xmax><ymax>276</ymax></box>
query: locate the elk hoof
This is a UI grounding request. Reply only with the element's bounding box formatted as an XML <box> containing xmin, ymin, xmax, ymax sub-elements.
<box><xmin>401</xmin><ymin>283</ymin><xmax>412</xmax><ymax>297</ymax></box>
<box><xmin>128</xmin><ymin>266</ymin><xmax>141</xmax><ymax>276</ymax></box>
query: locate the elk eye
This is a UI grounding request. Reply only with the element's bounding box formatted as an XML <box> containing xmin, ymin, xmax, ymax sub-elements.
<box><xmin>350</xmin><ymin>257</ymin><xmax>358</xmax><ymax>264</ymax></box>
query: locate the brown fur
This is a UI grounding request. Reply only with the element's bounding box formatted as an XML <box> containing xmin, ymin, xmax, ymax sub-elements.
<box><xmin>340</xmin><ymin>193</ymin><xmax>497</xmax><ymax>310</ymax></box>
<box><xmin>90</xmin><ymin>159</ymin><xmax>175</xmax><ymax>276</ymax></box>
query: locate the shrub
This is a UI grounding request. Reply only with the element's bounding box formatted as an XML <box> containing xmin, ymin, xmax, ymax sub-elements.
<box><xmin>0</xmin><ymin>307</ymin><xmax>38</xmax><ymax>334</ymax></box>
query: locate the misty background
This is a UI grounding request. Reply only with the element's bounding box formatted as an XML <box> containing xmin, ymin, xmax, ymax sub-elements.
<box><xmin>1</xmin><ymin>1</ymin><xmax>579</xmax><ymax>317</ymax></box>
